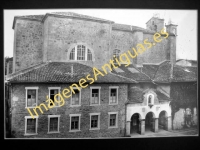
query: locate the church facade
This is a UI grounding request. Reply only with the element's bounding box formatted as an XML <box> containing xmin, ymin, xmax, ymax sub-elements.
<box><xmin>6</xmin><ymin>12</ymin><xmax>197</xmax><ymax>138</ymax></box>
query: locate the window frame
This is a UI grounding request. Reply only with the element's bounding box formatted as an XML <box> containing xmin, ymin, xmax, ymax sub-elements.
<box><xmin>89</xmin><ymin>113</ymin><xmax>100</xmax><ymax>130</ymax></box>
<box><xmin>24</xmin><ymin>116</ymin><xmax>38</xmax><ymax>136</ymax></box>
<box><xmin>90</xmin><ymin>86</ymin><xmax>101</xmax><ymax>106</ymax></box>
<box><xmin>70</xmin><ymin>87</ymin><xmax>82</xmax><ymax>107</ymax></box>
<box><xmin>69</xmin><ymin>114</ymin><xmax>81</xmax><ymax>132</ymax></box>
<box><xmin>48</xmin><ymin>87</ymin><xmax>61</xmax><ymax>107</ymax></box>
<box><xmin>109</xmin><ymin>86</ymin><xmax>119</xmax><ymax>105</ymax></box>
<box><xmin>47</xmin><ymin>115</ymin><xmax>60</xmax><ymax>134</ymax></box>
<box><xmin>108</xmin><ymin>112</ymin><xmax>118</xmax><ymax>129</ymax></box>
<box><xmin>69</xmin><ymin>44</ymin><xmax>93</xmax><ymax>61</ymax></box>
<box><xmin>25</xmin><ymin>87</ymin><xmax>39</xmax><ymax>108</ymax></box>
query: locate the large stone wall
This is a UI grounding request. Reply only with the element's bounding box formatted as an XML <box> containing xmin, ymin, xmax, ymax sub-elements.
<box><xmin>11</xmin><ymin>83</ymin><xmax>127</xmax><ymax>138</ymax></box>
<box><xmin>43</xmin><ymin>16</ymin><xmax>112</xmax><ymax>69</ymax></box>
<box><xmin>14</xmin><ymin>20</ymin><xmax>43</xmax><ymax>72</ymax></box>
<box><xmin>137</xmin><ymin>33</ymin><xmax>168</xmax><ymax>65</ymax></box>
<box><xmin>111</xmin><ymin>30</ymin><xmax>136</xmax><ymax>64</ymax></box>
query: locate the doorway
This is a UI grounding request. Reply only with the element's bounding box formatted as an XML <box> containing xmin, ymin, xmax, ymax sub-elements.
<box><xmin>130</xmin><ymin>113</ymin><xmax>140</xmax><ymax>134</ymax></box>
<box><xmin>145</xmin><ymin>112</ymin><xmax>154</xmax><ymax>132</ymax></box>
<box><xmin>159</xmin><ymin>111</ymin><xmax>168</xmax><ymax>130</ymax></box>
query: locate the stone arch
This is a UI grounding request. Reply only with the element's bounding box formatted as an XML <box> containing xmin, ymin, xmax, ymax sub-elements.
<box><xmin>66</xmin><ymin>42</ymin><xmax>95</xmax><ymax>61</ymax></box>
<box><xmin>128</xmin><ymin>111</ymin><xmax>144</xmax><ymax>121</ymax></box>
<box><xmin>145</xmin><ymin>111</ymin><xmax>156</xmax><ymax>119</ymax></box>
<box><xmin>158</xmin><ymin>110</ymin><xmax>171</xmax><ymax>131</ymax></box>
<box><xmin>130</xmin><ymin>113</ymin><xmax>142</xmax><ymax>134</ymax></box>
<box><xmin>145</xmin><ymin>111</ymin><xmax>156</xmax><ymax>132</ymax></box>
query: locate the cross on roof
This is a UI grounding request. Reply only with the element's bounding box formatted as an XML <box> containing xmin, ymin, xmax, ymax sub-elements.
<box><xmin>64</xmin><ymin>65</ymin><xmax>77</xmax><ymax>78</ymax></box>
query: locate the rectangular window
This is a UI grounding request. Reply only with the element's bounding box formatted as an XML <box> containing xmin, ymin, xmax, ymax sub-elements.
<box><xmin>90</xmin><ymin>87</ymin><xmax>101</xmax><ymax>105</ymax></box>
<box><xmin>91</xmin><ymin>115</ymin><xmax>98</xmax><ymax>128</ymax></box>
<box><xmin>25</xmin><ymin>87</ymin><xmax>39</xmax><ymax>108</ymax></box>
<box><xmin>70</xmin><ymin>88</ymin><xmax>81</xmax><ymax>107</ymax></box>
<box><xmin>69</xmin><ymin>114</ymin><xmax>81</xmax><ymax>132</ymax></box>
<box><xmin>48</xmin><ymin>87</ymin><xmax>61</xmax><ymax>107</ymax></box>
<box><xmin>77</xmin><ymin>45</ymin><xmax>85</xmax><ymax>60</ymax></box>
<box><xmin>27</xmin><ymin>90</ymin><xmax>36</xmax><ymax>107</ymax></box>
<box><xmin>108</xmin><ymin>112</ymin><xmax>118</xmax><ymax>128</ymax></box>
<box><xmin>92</xmin><ymin>89</ymin><xmax>99</xmax><ymax>104</ymax></box>
<box><xmin>25</xmin><ymin>116</ymin><xmax>38</xmax><ymax>135</ymax></box>
<box><xmin>110</xmin><ymin>114</ymin><xmax>116</xmax><ymax>126</ymax></box>
<box><xmin>90</xmin><ymin>113</ymin><xmax>100</xmax><ymax>130</ymax></box>
<box><xmin>48</xmin><ymin>115</ymin><xmax>60</xmax><ymax>133</ymax></box>
<box><xmin>71</xmin><ymin>117</ymin><xmax>79</xmax><ymax>129</ymax></box>
<box><xmin>109</xmin><ymin>86</ymin><xmax>119</xmax><ymax>105</ymax></box>
<box><xmin>27</xmin><ymin>119</ymin><xmax>36</xmax><ymax>133</ymax></box>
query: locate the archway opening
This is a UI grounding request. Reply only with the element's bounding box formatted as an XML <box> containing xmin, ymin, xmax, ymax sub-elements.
<box><xmin>130</xmin><ymin>113</ymin><xmax>140</xmax><ymax>134</ymax></box>
<box><xmin>159</xmin><ymin>111</ymin><xmax>168</xmax><ymax>130</ymax></box>
<box><xmin>145</xmin><ymin>112</ymin><xmax>154</xmax><ymax>132</ymax></box>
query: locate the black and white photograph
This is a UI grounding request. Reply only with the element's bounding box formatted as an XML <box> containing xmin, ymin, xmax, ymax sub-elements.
<box><xmin>4</xmin><ymin>9</ymin><xmax>198</xmax><ymax>139</ymax></box>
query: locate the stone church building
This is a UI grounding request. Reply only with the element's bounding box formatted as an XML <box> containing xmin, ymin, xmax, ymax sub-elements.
<box><xmin>6</xmin><ymin>12</ymin><xmax>197</xmax><ymax>138</ymax></box>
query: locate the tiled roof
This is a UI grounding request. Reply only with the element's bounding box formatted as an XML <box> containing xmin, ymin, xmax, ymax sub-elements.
<box><xmin>6</xmin><ymin>62</ymin><xmax>136</xmax><ymax>83</ymax></box>
<box><xmin>112</xmin><ymin>23</ymin><xmax>132</xmax><ymax>31</ymax></box>
<box><xmin>128</xmin><ymin>87</ymin><xmax>144</xmax><ymax>103</ymax></box>
<box><xmin>111</xmin><ymin>64</ymin><xmax>151</xmax><ymax>82</ymax></box>
<box><xmin>141</xmin><ymin>64</ymin><xmax>159</xmax><ymax>79</ymax></box>
<box><xmin>152</xmin><ymin>61</ymin><xmax>197</xmax><ymax>82</ymax></box>
<box><xmin>139</xmin><ymin>60</ymin><xmax>197</xmax><ymax>83</ymax></box>
<box><xmin>156</xmin><ymin>90</ymin><xmax>171</xmax><ymax>101</ymax></box>
<box><xmin>172</xmin><ymin>65</ymin><xmax>197</xmax><ymax>82</ymax></box>
<box><xmin>153</xmin><ymin>61</ymin><xmax>172</xmax><ymax>83</ymax></box>
<box><xmin>127</xmin><ymin>87</ymin><xmax>170</xmax><ymax>104</ymax></box>
<box><xmin>112</xmin><ymin>23</ymin><xmax>155</xmax><ymax>34</ymax></box>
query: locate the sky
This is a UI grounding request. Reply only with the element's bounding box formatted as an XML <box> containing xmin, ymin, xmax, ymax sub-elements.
<box><xmin>4</xmin><ymin>9</ymin><xmax>197</xmax><ymax>60</ymax></box>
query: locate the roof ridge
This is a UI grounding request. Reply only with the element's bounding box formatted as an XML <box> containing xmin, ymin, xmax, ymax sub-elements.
<box><xmin>134</xmin><ymin>65</ymin><xmax>152</xmax><ymax>81</ymax></box>
<box><xmin>157</xmin><ymin>88</ymin><xmax>170</xmax><ymax>98</ymax></box>
<box><xmin>109</xmin><ymin>72</ymin><xmax>138</xmax><ymax>83</ymax></box>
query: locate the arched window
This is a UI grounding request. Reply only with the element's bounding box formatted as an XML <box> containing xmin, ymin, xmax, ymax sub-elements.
<box><xmin>70</xmin><ymin>48</ymin><xmax>75</xmax><ymax>60</ymax></box>
<box><xmin>113</xmin><ymin>49</ymin><xmax>120</xmax><ymax>58</ymax></box>
<box><xmin>87</xmin><ymin>49</ymin><xmax>92</xmax><ymax>61</ymax></box>
<box><xmin>69</xmin><ymin>45</ymin><xmax>93</xmax><ymax>61</ymax></box>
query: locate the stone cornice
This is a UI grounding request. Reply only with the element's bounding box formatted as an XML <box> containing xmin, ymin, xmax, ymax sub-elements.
<box><xmin>12</xmin><ymin>17</ymin><xmax>42</xmax><ymax>29</ymax></box>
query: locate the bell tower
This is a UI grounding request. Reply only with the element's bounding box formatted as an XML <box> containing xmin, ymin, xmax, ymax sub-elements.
<box><xmin>146</xmin><ymin>14</ymin><xmax>164</xmax><ymax>32</ymax></box>
<box><xmin>165</xmin><ymin>20</ymin><xmax>178</xmax><ymax>64</ymax></box>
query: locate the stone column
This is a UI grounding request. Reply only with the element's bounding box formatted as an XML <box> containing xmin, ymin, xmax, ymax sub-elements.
<box><xmin>126</xmin><ymin>121</ymin><xmax>131</xmax><ymax>136</ymax></box>
<box><xmin>166</xmin><ymin>116</ymin><xmax>172</xmax><ymax>131</ymax></box>
<box><xmin>139</xmin><ymin>119</ymin><xmax>145</xmax><ymax>135</ymax></box>
<box><xmin>153</xmin><ymin>118</ymin><xmax>159</xmax><ymax>132</ymax></box>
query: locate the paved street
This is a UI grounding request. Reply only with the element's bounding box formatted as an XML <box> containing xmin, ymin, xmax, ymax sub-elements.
<box><xmin>130</xmin><ymin>127</ymin><xmax>198</xmax><ymax>137</ymax></box>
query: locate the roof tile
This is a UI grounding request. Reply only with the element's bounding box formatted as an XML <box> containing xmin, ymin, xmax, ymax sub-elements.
<box><xmin>7</xmin><ymin>62</ymin><xmax>136</xmax><ymax>83</ymax></box>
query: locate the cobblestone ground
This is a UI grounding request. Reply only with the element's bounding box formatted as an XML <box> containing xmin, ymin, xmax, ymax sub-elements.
<box><xmin>130</xmin><ymin>127</ymin><xmax>198</xmax><ymax>137</ymax></box>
